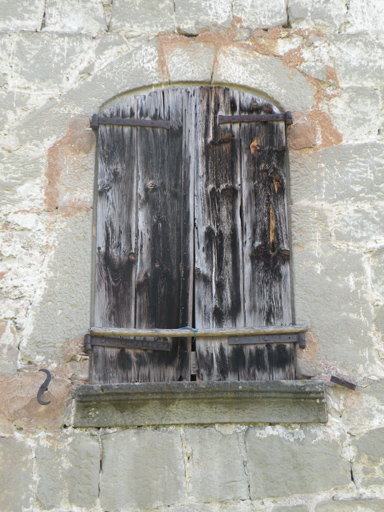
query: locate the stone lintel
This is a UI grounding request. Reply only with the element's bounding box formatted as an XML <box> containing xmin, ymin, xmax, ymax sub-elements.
<box><xmin>74</xmin><ymin>380</ymin><xmax>327</xmax><ymax>427</ymax></box>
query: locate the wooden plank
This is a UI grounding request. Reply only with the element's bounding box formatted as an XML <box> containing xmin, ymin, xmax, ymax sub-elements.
<box><xmin>93</xmin><ymin>97</ymin><xmax>139</xmax><ymax>383</ymax></box>
<box><xmin>195</xmin><ymin>88</ymin><xmax>295</xmax><ymax>381</ymax></box>
<box><xmin>195</xmin><ymin>87</ymin><xmax>246</xmax><ymax>381</ymax></box>
<box><xmin>132</xmin><ymin>89</ymin><xmax>190</xmax><ymax>382</ymax></box>
<box><xmin>93</xmin><ymin>89</ymin><xmax>193</xmax><ymax>383</ymax></box>
<box><xmin>94</xmin><ymin>97</ymin><xmax>138</xmax><ymax>330</ymax></box>
<box><xmin>194</xmin><ymin>86</ymin><xmax>244</xmax><ymax>329</ymax></box>
<box><xmin>238</xmin><ymin>91</ymin><xmax>294</xmax><ymax>380</ymax></box>
<box><xmin>90</xmin><ymin>324</ymin><xmax>307</xmax><ymax>338</ymax></box>
<box><xmin>239</xmin><ymin>96</ymin><xmax>292</xmax><ymax>326</ymax></box>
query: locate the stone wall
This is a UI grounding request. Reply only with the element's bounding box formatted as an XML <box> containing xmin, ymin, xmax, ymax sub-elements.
<box><xmin>1</xmin><ymin>0</ymin><xmax>384</xmax><ymax>510</ymax></box>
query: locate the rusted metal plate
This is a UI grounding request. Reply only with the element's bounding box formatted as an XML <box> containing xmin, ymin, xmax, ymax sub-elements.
<box><xmin>228</xmin><ymin>333</ymin><xmax>303</xmax><ymax>345</ymax></box>
<box><xmin>91</xmin><ymin>336</ymin><xmax>172</xmax><ymax>351</ymax></box>
<box><xmin>91</xmin><ymin>113</ymin><xmax>171</xmax><ymax>130</ymax></box>
<box><xmin>330</xmin><ymin>376</ymin><xmax>356</xmax><ymax>390</ymax></box>
<box><xmin>218</xmin><ymin>112</ymin><xmax>292</xmax><ymax>125</ymax></box>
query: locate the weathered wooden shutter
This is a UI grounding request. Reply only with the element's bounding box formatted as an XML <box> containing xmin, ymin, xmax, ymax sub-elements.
<box><xmin>195</xmin><ymin>87</ymin><xmax>294</xmax><ymax>381</ymax></box>
<box><xmin>92</xmin><ymin>90</ymin><xmax>195</xmax><ymax>383</ymax></box>
<box><xmin>91</xmin><ymin>86</ymin><xmax>294</xmax><ymax>384</ymax></box>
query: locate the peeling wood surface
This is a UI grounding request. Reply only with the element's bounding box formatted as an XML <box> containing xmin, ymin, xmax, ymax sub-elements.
<box><xmin>93</xmin><ymin>86</ymin><xmax>294</xmax><ymax>384</ymax></box>
<box><xmin>194</xmin><ymin>88</ymin><xmax>294</xmax><ymax>381</ymax></box>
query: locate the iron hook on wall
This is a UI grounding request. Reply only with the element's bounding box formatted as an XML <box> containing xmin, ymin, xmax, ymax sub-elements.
<box><xmin>37</xmin><ymin>369</ymin><xmax>52</xmax><ymax>405</ymax></box>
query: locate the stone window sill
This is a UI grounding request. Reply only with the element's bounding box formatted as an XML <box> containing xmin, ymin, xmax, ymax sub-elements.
<box><xmin>74</xmin><ymin>380</ymin><xmax>327</xmax><ymax>427</ymax></box>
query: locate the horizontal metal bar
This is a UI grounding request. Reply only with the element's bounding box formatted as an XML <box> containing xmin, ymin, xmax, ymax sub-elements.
<box><xmin>91</xmin><ymin>114</ymin><xmax>171</xmax><ymax>130</ymax></box>
<box><xmin>218</xmin><ymin>112</ymin><xmax>292</xmax><ymax>126</ymax></box>
<box><xmin>90</xmin><ymin>325</ymin><xmax>307</xmax><ymax>339</ymax></box>
<box><xmin>228</xmin><ymin>333</ymin><xmax>304</xmax><ymax>346</ymax></box>
<box><xmin>91</xmin><ymin>335</ymin><xmax>171</xmax><ymax>352</ymax></box>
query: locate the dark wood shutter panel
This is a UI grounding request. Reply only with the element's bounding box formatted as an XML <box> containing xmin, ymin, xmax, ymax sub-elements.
<box><xmin>93</xmin><ymin>90</ymin><xmax>193</xmax><ymax>383</ymax></box>
<box><xmin>92</xmin><ymin>86</ymin><xmax>294</xmax><ymax>384</ymax></box>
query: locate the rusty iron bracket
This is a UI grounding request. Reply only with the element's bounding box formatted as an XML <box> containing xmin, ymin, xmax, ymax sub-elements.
<box><xmin>218</xmin><ymin>111</ymin><xmax>293</xmax><ymax>126</ymax></box>
<box><xmin>88</xmin><ymin>335</ymin><xmax>172</xmax><ymax>352</ymax></box>
<box><xmin>90</xmin><ymin>114</ymin><xmax>171</xmax><ymax>130</ymax></box>
<box><xmin>228</xmin><ymin>332</ymin><xmax>305</xmax><ymax>347</ymax></box>
<box><xmin>330</xmin><ymin>376</ymin><xmax>356</xmax><ymax>390</ymax></box>
<box><xmin>37</xmin><ymin>369</ymin><xmax>51</xmax><ymax>406</ymax></box>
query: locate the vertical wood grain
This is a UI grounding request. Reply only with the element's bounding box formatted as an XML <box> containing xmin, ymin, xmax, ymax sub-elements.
<box><xmin>195</xmin><ymin>88</ymin><xmax>294</xmax><ymax>381</ymax></box>
<box><xmin>93</xmin><ymin>86</ymin><xmax>294</xmax><ymax>384</ymax></box>
<box><xmin>93</xmin><ymin>89</ymin><xmax>193</xmax><ymax>383</ymax></box>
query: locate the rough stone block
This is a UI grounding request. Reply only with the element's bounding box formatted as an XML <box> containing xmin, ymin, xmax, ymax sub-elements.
<box><xmin>329</xmin><ymin>87</ymin><xmax>381</xmax><ymax>143</ymax></box>
<box><xmin>353</xmin><ymin>427</ymin><xmax>384</xmax><ymax>467</ymax></box>
<box><xmin>0</xmin><ymin>438</ymin><xmax>33</xmax><ymax>512</ymax></box>
<box><xmin>17</xmin><ymin>40</ymin><xmax>166</xmax><ymax>148</ymax></box>
<box><xmin>0</xmin><ymin>209</ymin><xmax>58</xmax><ymax>338</ymax></box>
<box><xmin>345</xmin><ymin>0</ymin><xmax>384</xmax><ymax>35</ymax></box>
<box><xmin>175</xmin><ymin>0</ymin><xmax>232</xmax><ymax>35</ymax></box>
<box><xmin>213</xmin><ymin>46</ymin><xmax>315</xmax><ymax>112</ymax></box>
<box><xmin>289</xmin><ymin>0</ymin><xmax>347</xmax><ymax>31</ymax></box>
<box><xmin>0</xmin><ymin>89</ymin><xmax>31</xmax><ymax>127</ymax></box>
<box><xmin>0</xmin><ymin>320</ymin><xmax>18</xmax><ymax>374</ymax></box>
<box><xmin>289</xmin><ymin>143</ymin><xmax>384</xmax><ymax>206</ymax></box>
<box><xmin>44</xmin><ymin>0</ymin><xmax>108</xmax><ymax>35</ymax></box>
<box><xmin>0</xmin><ymin>0</ymin><xmax>45</xmax><ymax>32</ymax></box>
<box><xmin>36</xmin><ymin>434</ymin><xmax>100</xmax><ymax>509</ymax></box>
<box><xmin>293</xmin><ymin>243</ymin><xmax>374</xmax><ymax>375</ymax></box>
<box><xmin>288</xmin><ymin>114</ymin><xmax>317</xmax><ymax>150</ymax></box>
<box><xmin>246</xmin><ymin>427</ymin><xmax>350</xmax><ymax>498</ymax></box>
<box><xmin>165</xmin><ymin>42</ymin><xmax>215</xmax><ymax>83</ymax></box>
<box><xmin>10</xmin><ymin>33</ymin><xmax>94</xmax><ymax>93</ymax></box>
<box><xmin>100</xmin><ymin>429</ymin><xmax>185</xmax><ymax>510</ymax></box>
<box><xmin>339</xmin><ymin>380</ymin><xmax>384</xmax><ymax>437</ymax></box>
<box><xmin>299</xmin><ymin>60</ymin><xmax>327</xmax><ymax>81</ymax></box>
<box><xmin>274</xmin><ymin>506</ymin><xmax>308</xmax><ymax>512</ymax></box>
<box><xmin>0</xmin><ymin>372</ymin><xmax>71</xmax><ymax>430</ymax></box>
<box><xmin>20</xmin><ymin>214</ymin><xmax>92</xmax><ymax>365</ymax></box>
<box><xmin>332</xmin><ymin>206</ymin><xmax>382</xmax><ymax>249</ymax></box>
<box><xmin>233</xmin><ymin>0</ymin><xmax>287</xmax><ymax>29</ymax></box>
<box><xmin>186</xmin><ymin>427</ymin><xmax>248</xmax><ymax>502</ymax></box>
<box><xmin>45</xmin><ymin>117</ymin><xmax>95</xmax><ymax>210</ymax></box>
<box><xmin>316</xmin><ymin>500</ymin><xmax>384</xmax><ymax>511</ymax></box>
<box><xmin>0</xmin><ymin>153</ymin><xmax>46</xmax><ymax>206</ymax></box>
<box><xmin>111</xmin><ymin>0</ymin><xmax>175</xmax><ymax>37</ymax></box>
<box><xmin>137</xmin><ymin>503</ymin><xmax>257</xmax><ymax>512</ymax></box>
<box><xmin>0</xmin><ymin>345</ymin><xmax>18</xmax><ymax>374</ymax></box>
<box><xmin>330</xmin><ymin>34</ymin><xmax>384</xmax><ymax>88</ymax></box>
<box><xmin>371</xmin><ymin>250</ymin><xmax>384</xmax><ymax>303</ymax></box>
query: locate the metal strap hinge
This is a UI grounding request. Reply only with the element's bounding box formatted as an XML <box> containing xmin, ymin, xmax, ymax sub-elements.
<box><xmin>228</xmin><ymin>333</ymin><xmax>305</xmax><ymax>347</ymax></box>
<box><xmin>218</xmin><ymin>111</ymin><xmax>293</xmax><ymax>126</ymax></box>
<box><xmin>90</xmin><ymin>114</ymin><xmax>171</xmax><ymax>130</ymax></box>
<box><xmin>84</xmin><ymin>334</ymin><xmax>171</xmax><ymax>352</ymax></box>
